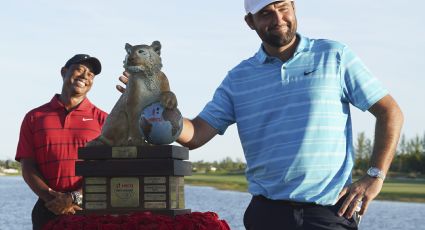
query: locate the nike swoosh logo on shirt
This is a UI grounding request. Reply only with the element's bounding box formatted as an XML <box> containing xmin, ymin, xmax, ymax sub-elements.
<box><xmin>304</xmin><ymin>69</ymin><xmax>318</xmax><ymax>75</ymax></box>
<box><xmin>82</xmin><ymin>118</ymin><xmax>93</xmax><ymax>121</ymax></box>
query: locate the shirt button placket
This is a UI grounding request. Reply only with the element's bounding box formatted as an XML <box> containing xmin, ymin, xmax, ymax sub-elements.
<box><xmin>281</xmin><ymin>64</ymin><xmax>289</xmax><ymax>85</ymax></box>
<box><xmin>64</xmin><ymin>111</ymin><xmax>71</xmax><ymax>129</ymax></box>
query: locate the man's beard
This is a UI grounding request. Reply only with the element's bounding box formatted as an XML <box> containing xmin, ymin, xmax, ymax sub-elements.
<box><xmin>265</xmin><ymin>31</ymin><xmax>296</xmax><ymax>48</ymax></box>
<box><xmin>261</xmin><ymin>20</ymin><xmax>297</xmax><ymax>48</ymax></box>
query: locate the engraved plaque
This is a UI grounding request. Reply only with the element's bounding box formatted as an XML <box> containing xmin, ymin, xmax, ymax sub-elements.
<box><xmin>85</xmin><ymin>194</ymin><xmax>107</xmax><ymax>201</ymax></box>
<box><xmin>85</xmin><ymin>177</ymin><xmax>107</xmax><ymax>185</ymax></box>
<box><xmin>144</xmin><ymin>185</ymin><xmax>166</xmax><ymax>192</ymax></box>
<box><xmin>86</xmin><ymin>185</ymin><xmax>107</xmax><ymax>193</ymax></box>
<box><xmin>144</xmin><ymin>202</ymin><xmax>167</xmax><ymax>209</ymax></box>
<box><xmin>85</xmin><ymin>202</ymin><xmax>107</xmax><ymax>210</ymax></box>
<box><xmin>111</xmin><ymin>177</ymin><xmax>139</xmax><ymax>207</ymax></box>
<box><xmin>112</xmin><ymin>146</ymin><xmax>137</xmax><ymax>158</ymax></box>
<box><xmin>144</xmin><ymin>193</ymin><xmax>166</xmax><ymax>201</ymax></box>
<box><xmin>144</xmin><ymin>176</ymin><xmax>166</xmax><ymax>184</ymax></box>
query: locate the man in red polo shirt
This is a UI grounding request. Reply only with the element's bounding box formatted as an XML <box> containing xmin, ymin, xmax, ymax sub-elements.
<box><xmin>15</xmin><ymin>54</ymin><xmax>108</xmax><ymax>230</ymax></box>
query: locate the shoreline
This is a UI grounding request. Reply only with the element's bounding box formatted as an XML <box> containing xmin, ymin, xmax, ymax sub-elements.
<box><xmin>0</xmin><ymin>173</ymin><xmax>20</xmax><ymax>177</ymax></box>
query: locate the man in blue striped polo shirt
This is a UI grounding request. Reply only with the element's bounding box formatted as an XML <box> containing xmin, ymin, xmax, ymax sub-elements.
<box><xmin>175</xmin><ymin>0</ymin><xmax>404</xmax><ymax>229</ymax></box>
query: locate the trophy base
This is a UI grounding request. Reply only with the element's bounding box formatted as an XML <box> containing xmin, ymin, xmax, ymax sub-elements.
<box><xmin>77</xmin><ymin>145</ymin><xmax>192</xmax><ymax>217</ymax></box>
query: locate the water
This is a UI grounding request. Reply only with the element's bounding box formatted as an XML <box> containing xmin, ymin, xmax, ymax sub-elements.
<box><xmin>1</xmin><ymin>176</ymin><xmax>424</xmax><ymax>230</ymax></box>
<box><xmin>0</xmin><ymin>176</ymin><xmax>36</xmax><ymax>230</ymax></box>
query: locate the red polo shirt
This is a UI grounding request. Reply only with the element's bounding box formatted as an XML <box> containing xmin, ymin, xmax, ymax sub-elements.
<box><xmin>16</xmin><ymin>94</ymin><xmax>107</xmax><ymax>192</ymax></box>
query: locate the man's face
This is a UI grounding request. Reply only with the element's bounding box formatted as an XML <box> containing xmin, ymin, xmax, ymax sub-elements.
<box><xmin>247</xmin><ymin>1</ymin><xmax>297</xmax><ymax>48</ymax></box>
<box><xmin>61</xmin><ymin>63</ymin><xmax>95</xmax><ymax>96</ymax></box>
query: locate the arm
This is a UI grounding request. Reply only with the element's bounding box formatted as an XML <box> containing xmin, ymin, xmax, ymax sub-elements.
<box><xmin>177</xmin><ymin>116</ymin><xmax>218</xmax><ymax>150</ymax></box>
<box><xmin>21</xmin><ymin>158</ymin><xmax>54</xmax><ymax>202</ymax></box>
<box><xmin>338</xmin><ymin>94</ymin><xmax>404</xmax><ymax>218</ymax></box>
<box><xmin>21</xmin><ymin>158</ymin><xmax>80</xmax><ymax>215</ymax></box>
<box><xmin>367</xmin><ymin>94</ymin><xmax>404</xmax><ymax>177</ymax></box>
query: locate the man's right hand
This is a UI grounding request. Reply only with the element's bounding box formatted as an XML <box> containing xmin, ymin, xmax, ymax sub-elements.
<box><xmin>116</xmin><ymin>71</ymin><xmax>129</xmax><ymax>93</ymax></box>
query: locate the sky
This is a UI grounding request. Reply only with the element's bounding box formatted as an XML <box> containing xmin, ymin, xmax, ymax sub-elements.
<box><xmin>1</xmin><ymin>0</ymin><xmax>424</xmax><ymax>162</ymax></box>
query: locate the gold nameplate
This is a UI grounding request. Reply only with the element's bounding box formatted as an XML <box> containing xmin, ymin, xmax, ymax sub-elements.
<box><xmin>144</xmin><ymin>193</ymin><xmax>166</xmax><ymax>201</ymax></box>
<box><xmin>86</xmin><ymin>185</ymin><xmax>107</xmax><ymax>193</ymax></box>
<box><xmin>112</xmin><ymin>146</ymin><xmax>137</xmax><ymax>158</ymax></box>
<box><xmin>144</xmin><ymin>202</ymin><xmax>166</xmax><ymax>209</ymax></box>
<box><xmin>85</xmin><ymin>202</ymin><xmax>107</xmax><ymax>210</ymax></box>
<box><xmin>110</xmin><ymin>177</ymin><xmax>139</xmax><ymax>207</ymax></box>
<box><xmin>85</xmin><ymin>177</ymin><xmax>107</xmax><ymax>185</ymax></box>
<box><xmin>85</xmin><ymin>194</ymin><xmax>107</xmax><ymax>201</ymax></box>
<box><xmin>144</xmin><ymin>185</ymin><xmax>166</xmax><ymax>193</ymax></box>
<box><xmin>144</xmin><ymin>176</ymin><xmax>166</xmax><ymax>184</ymax></box>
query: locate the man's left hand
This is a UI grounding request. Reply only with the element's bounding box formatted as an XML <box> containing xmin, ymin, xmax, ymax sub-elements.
<box><xmin>337</xmin><ymin>176</ymin><xmax>383</xmax><ymax>219</ymax></box>
<box><xmin>63</xmin><ymin>204</ymin><xmax>83</xmax><ymax>215</ymax></box>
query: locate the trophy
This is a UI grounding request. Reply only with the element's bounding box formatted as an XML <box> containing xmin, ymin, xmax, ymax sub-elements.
<box><xmin>78</xmin><ymin>41</ymin><xmax>191</xmax><ymax>216</ymax></box>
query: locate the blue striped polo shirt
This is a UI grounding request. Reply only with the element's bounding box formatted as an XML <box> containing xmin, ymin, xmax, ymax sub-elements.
<box><xmin>198</xmin><ymin>34</ymin><xmax>388</xmax><ymax>205</ymax></box>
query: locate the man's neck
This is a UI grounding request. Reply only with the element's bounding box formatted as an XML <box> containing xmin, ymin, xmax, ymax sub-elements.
<box><xmin>59</xmin><ymin>93</ymin><xmax>86</xmax><ymax>111</ymax></box>
<box><xmin>263</xmin><ymin>36</ymin><xmax>299</xmax><ymax>63</ymax></box>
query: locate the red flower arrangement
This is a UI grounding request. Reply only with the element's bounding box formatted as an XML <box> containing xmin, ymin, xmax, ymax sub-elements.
<box><xmin>42</xmin><ymin>212</ymin><xmax>230</xmax><ymax>230</ymax></box>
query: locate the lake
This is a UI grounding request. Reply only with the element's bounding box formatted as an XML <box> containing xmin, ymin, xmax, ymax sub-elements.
<box><xmin>1</xmin><ymin>176</ymin><xmax>424</xmax><ymax>230</ymax></box>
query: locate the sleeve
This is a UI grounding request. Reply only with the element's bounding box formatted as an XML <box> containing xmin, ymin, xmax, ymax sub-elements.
<box><xmin>98</xmin><ymin>109</ymin><xmax>108</xmax><ymax>127</ymax></box>
<box><xmin>340</xmin><ymin>46</ymin><xmax>388</xmax><ymax>111</ymax></box>
<box><xmin>15</xmin><ymin>113</ymin><xmax>35</xmax><ymax>162</ymax></box>
<box><xmin>198</xmin><ymin>75</ymin><xmax>236</xmax><ymax>135</ymax></box>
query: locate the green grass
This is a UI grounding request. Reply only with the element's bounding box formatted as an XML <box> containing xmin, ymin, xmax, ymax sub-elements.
<box><xmin>185</xmin><ymin>173</ymin><xmax>425</xmax><ymax>203</ymax></box>
<box><xmin>378</xmin><ymin>179</ymin><xmax>425</xmax><ymax>202</ymax></box>
<box><xmin>185</xmin><ymin>173</ymin><xmax>248</xmax><ymax>192</ymax></box>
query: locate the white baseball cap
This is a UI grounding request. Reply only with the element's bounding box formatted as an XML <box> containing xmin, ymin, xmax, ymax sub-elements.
<box><xmin>244</xmin><ymin>0</ymin><xmax>293</xmax><ymax>15</ymax></box>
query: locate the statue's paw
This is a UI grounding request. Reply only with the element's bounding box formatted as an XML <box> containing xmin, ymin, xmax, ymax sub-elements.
<box><xmin>160</xmin><ymin>91</ymin><xmax>177</xmax><ymax>109</ymax></box>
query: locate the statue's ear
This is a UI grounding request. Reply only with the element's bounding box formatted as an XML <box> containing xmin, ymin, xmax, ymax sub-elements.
<box><xmin>125</xmin><ymin>43</ymin><xmax>132</xmax><ymax>54</ymax></box>
<box><xmin>151</xmin><ymin>41</ymin><xmax>161</xmax><ymax>56</ymax></box>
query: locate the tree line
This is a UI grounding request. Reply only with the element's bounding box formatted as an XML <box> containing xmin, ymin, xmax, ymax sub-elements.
<box><xmin>192</xmin><ymin>157</ymin><xmax>246</xmax><ymax>174</ymax></box>
<box><xmin>355</xmin><ymin>132</ymin><xmax>425</xmax><ymax>176</ymax></box>
<box><xmin>0</xmin><ymin>159</ymin><xmax>20</xmax><ymax>171</ymax></box>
